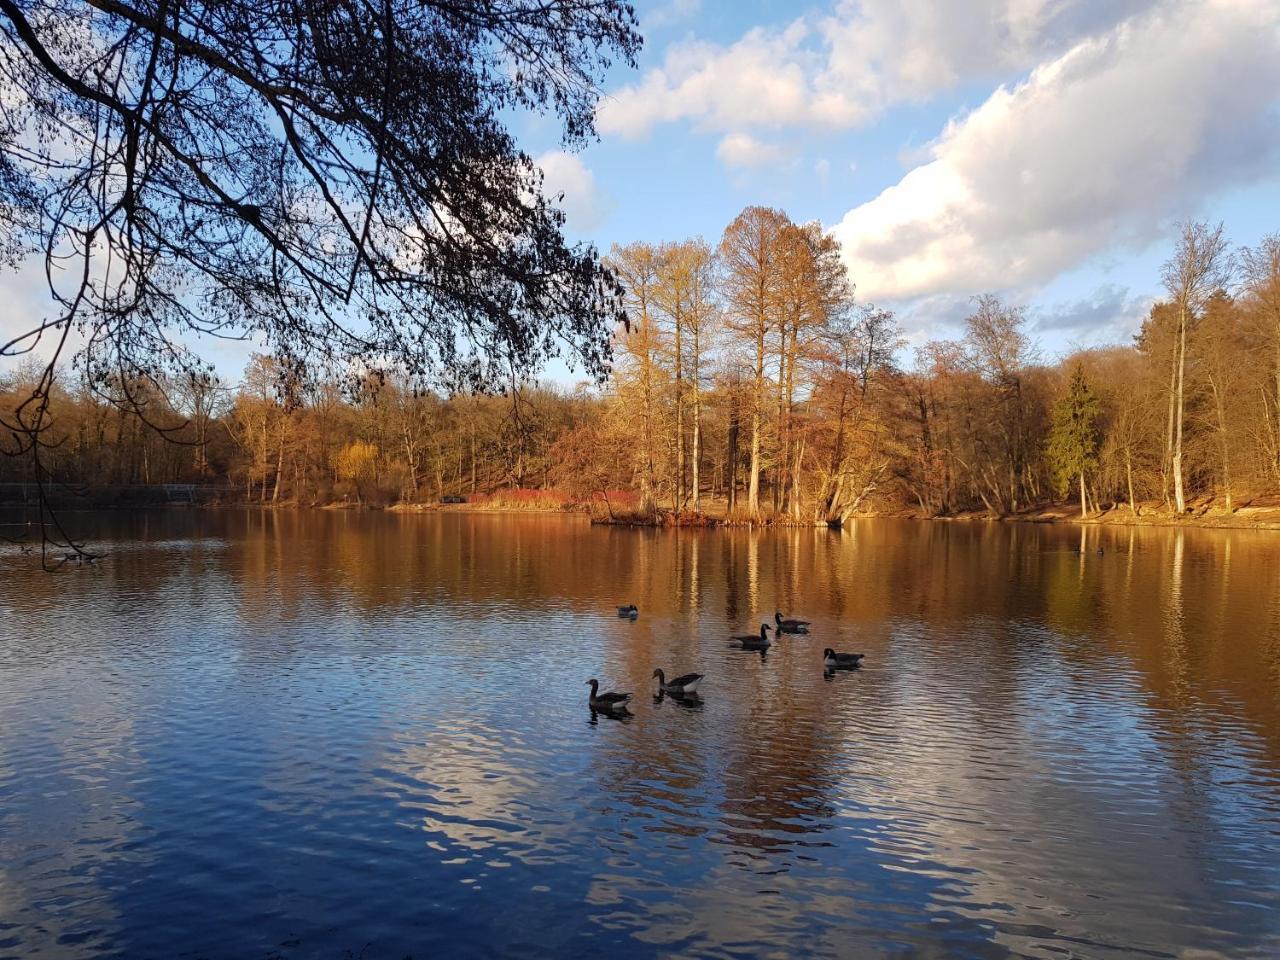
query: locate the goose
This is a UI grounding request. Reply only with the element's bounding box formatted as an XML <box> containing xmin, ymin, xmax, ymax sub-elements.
<box><xmin>652</xmin><ymin>668</ymin><xmax>704</xmax><ymax>696</ymax></box>
<box><xmin>731</xmin><ymin>624</ymin><xmax>773</xmax><ymax>650</ymax></box>
<box><xmin>586</xmin><ymin>678</ymin><xmax>632</xmax><ymax>712</ymax></box>
<box><xmin>823</xmin><ymin>647</ymin><xmax>865</xmax><ymax>670</ymax></box>
<box><xmin>775</xmin><ymin>611</ymin><xmax>810</xmax><ymax>633</ymax></box>
<box><xmin>617</xmin><ymin>604</ymin><xmax>639</xmax><ymax>618</ymax></box>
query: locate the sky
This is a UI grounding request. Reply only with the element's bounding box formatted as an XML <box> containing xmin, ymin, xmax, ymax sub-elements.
<box><xmin>3</xmin><ymin>0</ymin><xmax>1279</xmax><ymax>383</ymax></box>
<box><xmin>525</xmin><ymin>0</ymin><xmax>1280</xmax><ymax>364</ymax></box>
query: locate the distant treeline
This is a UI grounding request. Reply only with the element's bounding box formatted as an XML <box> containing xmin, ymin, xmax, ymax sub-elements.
<box><xmin>3</xmin><ymin>211</ymin><xmax>1278</xmax><ymax>522</ymax></box>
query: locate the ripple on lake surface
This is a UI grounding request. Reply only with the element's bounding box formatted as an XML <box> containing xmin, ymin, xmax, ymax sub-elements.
<box><xmin>2</xmin><ymin>510</ymin><xmax>1280</xmax><ymax>958</ymax></box>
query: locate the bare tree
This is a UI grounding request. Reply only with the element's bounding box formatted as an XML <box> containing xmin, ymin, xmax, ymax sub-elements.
<box><xmin>654</xmin><ymin>239</ymin><xmax>716</xmax><ymax>513</ymax></box>
<box><xmin>607</xmin><ymin>242</ymin><xmax>663</xmax><ymax>512</ymax></box>
<box><xmin>963</xmin><ymin>294</ymin><xmax>1036</xmax><ymax>513</ymax></box>
<box><xmin>1161</xmin><ymin>221</ymin><xmax>1233</xmax><ymax>513</ymax></box>
<box><xmin>171</xmin><ymin>370</ymin><xmax>229</xmax><ymax>478</ymax></box>
<box><xmin>720</xmin><ymin>206</ymin><xmax>788</xmax><ymax>517</ymax></box>
<box><xmin>1240</xmin><ymin>234</ymin><xmax>1280</xmax><ymax>475</ymax></box>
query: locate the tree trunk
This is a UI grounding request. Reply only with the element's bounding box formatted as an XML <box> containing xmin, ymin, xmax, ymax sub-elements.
<box><xmin>1172</xmin><ymin>302</ymin><xmax>1188</xmax><ymax>513</ymax></box>
<box><xmin>470</xmin><ymin>420</ymin><xmax>477</xmax><ymax>493</ymax></box>
<box><xmin>790</xmin><ymin>438</ymin><xmax>805</xmax><ymax>520</ymax></box>
<box><xmin>1164</xmin><ymin>337</ymin><xmax>1178</xmax><ymax>510</ymax></box>
<box><xmin>691</xmin><ymin>397</ymin><xmax>702</xmax><ymax>514</ymax></box>
<box><xmin>775</xmin><ymin>323</ymin><xmax>787</xmax><ymax>514</ymax></box>
<box><xmin>403</xmin><ymin>426</ymin><xmax>419</xmax><ymax>498</ymax></box>
<box><xmin>1079</xmin><ymin>469</ymin><xmax>1089</xmax><ymax>519</ymax></box>
<box><xmin>749</xmin><ymin>319</ymin><xmax>764</xmax><ymax>516</ymax></box>
<box><xmin>1209</xmin><ymin>374</ymin><xmax>1232</xmax><ymax>512</ymax></box>
<box><xmin>271</xmin><ymin>422</ymin><xmax>285</xmax><ymax>502</ymax></box>
<box><xmin>748</xmin><ymin>396</ymin><xmax>760</xmax><ymax>515</ymax></box>
<box><xmin>1126</xmin><ymin>447</ymin><xmax>1138</xmax><ymax>516</ymax></box>
<box><xmin>675</xmin><ymin>311</ymin><xmax>685</xmax><ymax>510</ymax></box>
<box><xmin>727</xmin><ymin>399</ymin><xmax>739</xmax><ymax>513</ymax></box>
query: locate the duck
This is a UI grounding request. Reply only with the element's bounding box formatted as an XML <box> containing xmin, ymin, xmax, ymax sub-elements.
<box><xmin>617</xmin><ymin>604</ymin><xmax>638</xmax><ymax>618</ymax></box>
<box><xmin>586</xmin><ymin>678</ymin><xmax>632</xmax><ymax>713</ymax></box>
<box><xmin>731</xmin><ymin>624</ymin><xmax>773</xmax><ymax>650</ymax></box>
<box><xmin>823</xmin><ymin>647</ymin><xmax>865</xmax><ymax>670</ymax></box>
<box><xmin>775</xmin><ymin>611</ymin><xmax>810</xmax><ymax>634</ymax></box>
<box><xmin>652</xmin><ymin>668</ymin><xmax>704</xmax><ymax>696</ymax></box>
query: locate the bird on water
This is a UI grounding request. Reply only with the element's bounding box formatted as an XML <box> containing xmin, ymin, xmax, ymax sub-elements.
<box><xmin>731</xmin><ymin>624</ymin><xmax>773</xmax><ymax>650</ymax></box>
<box><xmin>586</xmin><ymin>679</ymin><xmax>632</xmax><ymax>713</ymax></box>
<box><xmin>617</xmin><ymin>604</ymin><xmax>638</xmax><ymax>618</ymax></box>
<box><xmin>823</xmin><ymin>648</ymin><xmax>865</xmax><ymax>670</ymax></box>
<box><xmin>652</xmin><ymin>668</ymin><xmax>704</xmax><ymax>696</ymax></box>
<box><xmin>775</xmin><ymin>611</ymin><xmax>810</xmax><ymax>633</ymax></box>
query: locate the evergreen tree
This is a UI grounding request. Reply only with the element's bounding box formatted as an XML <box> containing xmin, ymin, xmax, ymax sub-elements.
<box><xmin>1047</xmin><ymin>364</ymin><xmax>1101</xmax><ymax>517</ymax></box>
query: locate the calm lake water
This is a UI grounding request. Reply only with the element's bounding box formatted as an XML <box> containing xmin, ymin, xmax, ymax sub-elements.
<box><xmin>2</xmin><ymin>511</ymin><xmax>1280</xmax><ymax>959</ymax></box>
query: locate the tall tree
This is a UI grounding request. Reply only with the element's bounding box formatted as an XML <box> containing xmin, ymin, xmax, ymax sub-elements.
<box><xmin>964</xmin><ymin>295</ymin><xmax>1035</xmax><ymax>513</ymax></box>
<box><xmin>1196</xmin><ymin>293</ymin><xmax>1248</xmax><ymax>511</ymax></box>
<box><xmin>720</xmin><ymin>206</ymin><xmax>788</xmax><ymax>516</ymax></box>
<box><xmin>608</xmin><ymin>242</ymin><xmax>663</xmax><ymax>512</ymax></box>
<box><xmin>1047</xmin><ymin>364</ymin><xmax>1101</xmax><ymax>517</ymax></box>
<box><xmin>1240</xmin><ymin>234</ymin><xmax>1280</xmax><ymax>478</ymax></box>
<box><xmin>655</xmin><ymin>239</ymin><xmax>717</xmax><ymax>513</ymax></box>
<box><xmin>1161</xmin><ymin>221</ymin><xmax>1233</xmax><ymax>513</ymax></box>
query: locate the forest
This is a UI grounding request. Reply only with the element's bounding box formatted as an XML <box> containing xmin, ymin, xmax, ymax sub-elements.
<box><xmin>3</xmin><ymin>211</ymin><xmax>1278</xmax><ymax>525</ymax></box>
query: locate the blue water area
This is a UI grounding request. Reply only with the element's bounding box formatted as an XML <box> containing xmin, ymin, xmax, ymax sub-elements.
<box><xmin>1</xmin><ymin>511</ymin><xmax>1279</xmax><ymax>958</ymax></box>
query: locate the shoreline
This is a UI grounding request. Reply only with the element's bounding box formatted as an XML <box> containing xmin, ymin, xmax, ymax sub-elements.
<box><xmin>7</xmin><ymin>496</ymin><xmax>1280</xmax><ymax>532</ymax></box>
<box><xmin>913</xmin><ymin>507</ymin><xmax>1280</xmax><ymax>533</ymax></box>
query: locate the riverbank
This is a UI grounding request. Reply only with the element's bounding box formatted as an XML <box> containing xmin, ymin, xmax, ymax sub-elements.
<box><xmin>6</xmin><ymin>487</ymin><xmax>1280</xmax><ymax>531</ymax></box>
<box><xmin>923</xmin><ymin>498</ymin><xmax>1280</xmax><ymax>531</ymax></box>
<box><xmin>582</xmin><ymin>493</ymin><xmax>1280</xmax><ymax>531</ymax></box>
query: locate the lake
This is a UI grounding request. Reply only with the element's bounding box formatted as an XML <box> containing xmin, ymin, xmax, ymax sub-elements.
<box><xmin>2</xmin><ymin>511</ymin><xmax>1279</xmax><ymax>958</ymax></box>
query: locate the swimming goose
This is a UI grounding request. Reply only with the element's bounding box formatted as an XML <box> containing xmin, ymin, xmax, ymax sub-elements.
<box><xmin>731</xmin><ymin>624</ymin><xmax>773</xmax><ymax>650</ymax></box>
<box><xmin>652</xmin><ymin>668</ymin><xmax>704</xmax><ymax>695</ymax></box>
<box><xmin>775</xmin><ymin>611</ymin><xmax>810</xmax><ymax>633</ymax></box>
<box><xmin>823</xmin><ymin>648</ymin><xmax>865</xmax><ymax>670</ymax></box>
<box><xmin>617</xmin><ymin>604</ymin><xmax>639</xmax><ymax>618</ymax></box>
<box><xmin>586</xmin><ymin>678</ymin><xmax>632</xmax><ymax>712</ymax></box>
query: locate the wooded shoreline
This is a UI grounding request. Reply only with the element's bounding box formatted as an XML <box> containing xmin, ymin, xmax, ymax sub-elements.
<box><xmin>8</xmin><ymin>493</ymin><xmax>1280</xmax><ymax>533</ymax></box>
<box><xmin>5</xmin><ymin>220</ymin><xmax>1280</xmax><ymax>531</ymax></box>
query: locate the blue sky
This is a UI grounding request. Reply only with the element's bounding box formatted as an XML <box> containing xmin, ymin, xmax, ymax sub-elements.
<box><xmin>523</xmin><ymin>0</ymin><xmax>1280</xmax><ymax>365</ymax></box>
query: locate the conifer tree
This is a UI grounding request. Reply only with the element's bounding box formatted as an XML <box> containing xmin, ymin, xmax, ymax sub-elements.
<box><xmin>1047</xmin><ymin>364</ymin><xmax>1101</xmax><ymax>517</ymax></box>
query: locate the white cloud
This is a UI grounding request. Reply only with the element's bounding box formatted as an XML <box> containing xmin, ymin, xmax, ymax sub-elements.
<box><xmin>598</xmin><ymin>0</ymin><xmax>1156</xmax><ymax>140</ymax></box>
<box><xmin>715</xmin><ymin>133</ymin><xmax>793</xmax><ymax>169</ymax></box>
<box><xmin>819</xmin><ymin>0</ymin><xmax>1156</xmax><ymax>107</ymax></box>
<box><xmin>598</xmin><ymin>20</ymin><xmax>858</xmax><ymax>139</ymax></box>
<box><xmin>534</xmin><ymin>151</ymin><xmax>613</xmax><ymax>233</ymax></box>
<box><xmin>831</xmin><ymin>0</ymin><xmax>1280</xmax><ymax>303</ymax></box>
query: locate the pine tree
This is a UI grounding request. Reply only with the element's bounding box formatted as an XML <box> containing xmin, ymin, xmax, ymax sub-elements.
<box><xmin>1047</xmin><ymin>364</ymin><xmax>1101</xmax><ymax>517</ymax></box>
